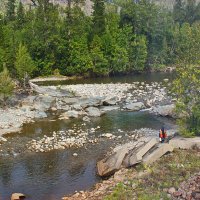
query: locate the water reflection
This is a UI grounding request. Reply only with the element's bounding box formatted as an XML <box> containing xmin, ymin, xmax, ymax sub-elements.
<box><xmin>0</xmin><ymin>110</ymin><xmax>176</xmax><ymax>200</ymax></box>
<box><xmin>37</xmin><ymin>72</ymin><xmax>175</xmax><ymax>86</ymax></box>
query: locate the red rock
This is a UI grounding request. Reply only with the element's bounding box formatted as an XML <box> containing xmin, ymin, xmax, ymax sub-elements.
<box><xmin>173</xmin><ymin>191</ymin><xmax>182</xmax><ymax>197</ymax></box>
<box><xmin>186</xmin><ymin>195</ymin><xmax>192</xmax><ymax>200</ymax></box>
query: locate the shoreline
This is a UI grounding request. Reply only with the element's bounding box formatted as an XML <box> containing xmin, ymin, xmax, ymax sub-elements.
<box><xmin>62</xmin><ymin>147</ymin><xmax>200</xmax><ymax>200</ymax></box>
<box><xmin>29</xmin><ymin>67</ymin><xmax>175</xmax><ymax>83</ymax></box>
<box><xmin>0</xmin><ymin>79</ymin><xmax>175</xmax><ymax>138</ymax></box>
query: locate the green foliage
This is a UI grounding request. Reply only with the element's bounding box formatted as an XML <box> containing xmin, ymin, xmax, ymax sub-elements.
<box><xmin>173</xmin><ymin>23</ymin><xmax>200</xmax><ymax>136</ymax></box>
<box><xmin>106</xmin><ymin>150</ymin><xmax>200</xmax><ymax>200</ymax></box>
<box><xmin>0</xmin><ymin>0</ymin><xmax>200</xmax><ymax>79</ymax></box>
<box><xmin>90</xmin><ymin>35</ymin><xmax>109</xmax><ymax>76</ymax></box>
<box><xmin>104</xmin><ymin>183</ymin><xmax>133</xmax><ymax>200</ymax></box>
<box><xmin>173</xmin><ymin>0</ymin><xmax>200</xmax><ymax>25</ymax></box>
<box><xmin>15</xmin><ymin>43</ymin><xmax>35</xmax><ymax>82</ymax></box>
<box><xmin>0</xmin><ymin>67</ymin><xmax>14</xmax><ymax>103</ymax></box>
<box><xmin>6</xmin><ymin>0</ymin><xmax>16</xmax><ymax>22</ymax></box>
<box><xmin>129</xmin><ymin>35</ymin><xmax>147</xmax><ymax>71</ymax></box>
<box><xmin>16</xmin><ymin>1</ymin><xmax>25</xmax><ymax>29</ymax></box>
<box><xmin>92</xmin><ymin>0</ymin><xmax>106</xmax><ymax>36</ymax></box>
<box><xmin>67</xmin><ymin>35</ymin><xmax>92</xmax><ymax>75</ymax></box>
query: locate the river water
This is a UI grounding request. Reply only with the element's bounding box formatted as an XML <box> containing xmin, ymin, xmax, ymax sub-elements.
<box><xmin>0</xmin><ymin>73</ymin><xmax>176</xmax><ymax>200</ymax></box>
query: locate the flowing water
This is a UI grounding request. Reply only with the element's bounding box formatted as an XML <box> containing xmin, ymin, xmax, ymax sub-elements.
<box><xmin>0</xmin><ymin>73</ymin><xmax>176</xmax><ymax>200</ymax></box>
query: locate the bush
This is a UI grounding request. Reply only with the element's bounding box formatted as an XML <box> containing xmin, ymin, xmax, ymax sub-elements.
<box><xmin>0</xmin><ymin>67</ymin><xmax>14</xmax><ymax>104</ymax></box>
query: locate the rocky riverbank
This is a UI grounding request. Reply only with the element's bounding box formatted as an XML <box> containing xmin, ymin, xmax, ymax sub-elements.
<box><xmin>62</xmin><ymin>147</ymin><xmax>200</xmax><ymax>200</ymax></box>
<box><xmin>0</xmin><ymin>79</ymin><xmax>176</xmax><ymax>149</ymax></box>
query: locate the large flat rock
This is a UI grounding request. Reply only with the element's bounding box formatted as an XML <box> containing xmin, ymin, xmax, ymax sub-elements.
<box><xmin>123</xmin><ymin>138</ymin><xmax>158</xmax><ymax>167</ymax></box>
<box><xmin>169</xmin><ymin>137</ymin><xmax>200</xmax><ymax>149</ymax></box>
<box><xmin>143</xmin><ymin>143</ymin><xmax>174</xmax><ymax>165</ymax></box>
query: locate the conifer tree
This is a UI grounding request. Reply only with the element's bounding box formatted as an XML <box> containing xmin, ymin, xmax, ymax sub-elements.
<box><xmin>15</xmin><ymin>43</ymin><xmax>35</xmax><ymax>86</ymax></box>
<box><xmin>173</xmin><ymin>0</ymin><xmax>186</xmax><ymax>25</ymax></box>
<box><xmin>16</xmin><ymin>1</ymin><xmax>25</xmax><ymax>29</ymax></box>
<box><xmin>6</xmin><ymin>0</ymin><xmax>16</xmax><ymax>21</ymax></box>
<box><xmin>0</xmin><ymin>66</ymin><xmax>14</xmax><ymax>104</ymax></box>
<box><xmin>92</xmin><ymin>0</ymin><xmax>106</xmax><ymax>36</ymax></box>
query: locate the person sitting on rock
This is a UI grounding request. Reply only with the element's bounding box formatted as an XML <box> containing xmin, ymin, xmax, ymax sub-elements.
<box><xmin>159</xmin><ymin>126</ymin><xmax>167</xmax><ymax>143</ymax></box>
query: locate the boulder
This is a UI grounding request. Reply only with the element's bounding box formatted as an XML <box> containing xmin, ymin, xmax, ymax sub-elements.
<box><xmin>169</xmin><ymin>137</ymin><xmax>200</xmax><ymax>150</ymax></box>
<box><xmin>77</xmin><ymin>97</ymin><xmax>103</xmax><ymax>109</ymax></box>
<box><xmin>100</xmin><ymin>106</ymin><xmax>120</xmax><ymax>112</ymax></box>
<box><xmin>97</xmin><ymin>138</ymin><xmax>148</xmax><ymax>177</ymax></box>
<box><xmin>123</xmin><ymin>138</ymin><xmax>158</xmax><ymax>167</ymax></box>
<box><xmin>82</xmin><ymin>116</ymin><xmax>90</xmax><ymax>122</ymax></box>
<box><xmin>97</xmin><ymin>148</ymin><xmax>129</xmax><ymax>177</ymax></box>
<box><xmin>0</xmin><ymin>136</ymin><xmax>7</xmax><ymax>142</ymax></box>
<box><xmin>63</xmin><ymin>110</ymin><xmax>79</xmax><ymax>118</ymax></box>
<box><xmin>152</xmin><ymin>104</ymin><xmax>175</xmax><ymax>117</ymax></box>
<box><xmin>61</xmin><ymin>97</ymin><xmax>78</xmax><ymax>105</ymax></box>
<box><xmin>29</xmin><ymin>82</ymin><xmax>73</xmax><ymax>97</ymax></box>
<box><xmin>11</xmin><ymin>193</ymin><xmax>25</xmax><ymax>200</ymax></box>
<box><xmin>143</xmin><ymin>143</ymin><xmax>174</xmax><ymax>165</ymax></box>
<box><xmin>33</xmin><ymin>95</ymin><xmax>55</xmax><ymax>111</ymax></box>
<box><xmin>34</xmin><ymin>111</ymin><xmax>47</xmax><ymax>118</ymax></box>
<box><xmin>103</xmin><ymin>97</ymin><xmax>118</xmax><ymax>106</ymax></box>
<box><xmin>86</xmin><ymin>107</ymin><xmax>102</xmax><ymax>117</ymax></box>
<box><xmin>125</xmin><ymin>102</ymin><xmax>145</xmax><ymax>111</ymax></box>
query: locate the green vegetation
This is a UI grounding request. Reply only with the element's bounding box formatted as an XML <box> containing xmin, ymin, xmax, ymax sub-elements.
<box><xmin>0</xmin><ymin>0</ymin><xmax>200</xmax><ymax>78</ymax></box>
<box><xmin>0</xmin><ymin>67</ymin><xmax>14</xmax><ymax>104</ymax></box>
<box><xmin>15</xmin><ymin>43</ymin><xmax>35</xmax><ymax>86</ymax></box>
<box><xmin>104</xmin><ymin>149</ymin><xmax>200</xmax><ymax>200</ymax></box>
<box><xmin>0</xmin><ymin>0</ymin><xmax>199</xmax><ymax>133</ymax></box>
<box><xmin>172</xmin><ymin>22</ymin><xmax>200</xmax><ymax>136</ymax></box>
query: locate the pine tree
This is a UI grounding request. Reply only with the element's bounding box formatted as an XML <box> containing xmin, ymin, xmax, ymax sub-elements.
<box><xmin>0</xmin><ymin>66</ymin><xmax>14</xmax><ymax>104</ymax></box>
<box><xmin>6</xmin><ymin>0</ymin><xmax>16</xmax><ymax>21</ymax></box>
<box><xmin>90</xmin><ymin>35</ymin><xmax>108</xmax><ymax>75</ymax></box>
<box><xmin>92</xmin><ymin>0</ymin><xmax>106</xmax><ymax>36</ymax></box>
<box><xmin>173</xmin><ymin>0</ymin><xmax>186</xmax><ymax>25</ymax></box>
<box><xmin>129</xmin><ymin>35</ymin><xmax>147</xmax><ymax>71</ymax></box>
<box><xmin>16</xmin><ymin>1</ymin><xmax>25</xmax><ymax>29</ymax></box>
<box><xmin>15</xmin><ymin>43</ymin><xmax>35</xmax><ymax>86</ymax></box>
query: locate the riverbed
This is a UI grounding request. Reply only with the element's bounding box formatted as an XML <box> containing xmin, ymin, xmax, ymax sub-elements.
<box><xmin>0</xmin><ymin>73</ymin><xmax>176</xmax><ymax>200</ymax></box>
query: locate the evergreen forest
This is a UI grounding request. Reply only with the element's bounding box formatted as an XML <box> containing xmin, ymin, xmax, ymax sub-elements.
<box><xmin>0</xmin><ymin>0</ymin><xmax>200</xmax><ymax>78</ymax></box>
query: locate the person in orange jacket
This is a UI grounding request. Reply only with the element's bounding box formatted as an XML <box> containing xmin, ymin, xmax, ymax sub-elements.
<box><xmin>159</xmin><ymin>126</ymin><xmax>167</xmax><ymax>143</ymax></box>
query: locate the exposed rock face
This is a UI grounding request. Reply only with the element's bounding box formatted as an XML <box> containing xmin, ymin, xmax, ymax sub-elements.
<box><xmin>151</xmin><ymin>104</ymin><xmax>175</xmax><ymax>117</ymax></box>
<box><xmin>97</xmin><ymin>137</ymin><xmax>155</xmax><ymax>177</ymax></box>
<box><xmin>123</xmin><ymin>138</ymin><xmax>158</xmax><ymax>167</ymax></box>
<box><xmin>143</xmin><ymin>143</ymin><xmax>174</xmax><ymax>165</ymax></box>
<box><xmin>33</xmin><ymin>95</ymin><xmax>55</xmax><ymax>111</ymax></box>
<box><xmin>124</xmin><ymin>102</ymin><xmax>145</xmax><ymax>111</ymax></box>
<box><xmin>169</xmin><ymin>137</ymin><xmax>200</xmax><ymax>149</ymax></box>
<box><xmin>97</xmin><ymin>135</ymin><xmax>200</xmax><ymax>177</ymax></box>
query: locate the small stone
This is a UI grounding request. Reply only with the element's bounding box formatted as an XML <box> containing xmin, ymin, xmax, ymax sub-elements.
<box><xmin>11</xmin><ymin>193</ymin><xmax>25</xmax><ymax>200</ymax></box>
<box><xmin>173</xmin><ymin>191</ymin><xmax>182</xmax><ymax>197</ymax></box>
<box><xmin>168</xmin><ymin>187</ymin><xmax>176</xmax><ymax>194</ymax></box>
<box><xmin>73</xmin><ymin>153</ymin><xmax>78</xmax><ymax>157</ymax></box>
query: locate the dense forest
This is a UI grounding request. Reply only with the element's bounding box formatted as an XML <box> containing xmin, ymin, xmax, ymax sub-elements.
<box><xmin>0</xmin><ymin>0</ymin><xmax>199</xmax><ymax>78</ymax></box>
<box><xmin>0</xmin><ymin>0</ymin><xmax>199</xmax><ymax>135</ymax></box>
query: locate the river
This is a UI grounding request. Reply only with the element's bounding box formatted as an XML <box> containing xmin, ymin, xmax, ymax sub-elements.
<box><xmin>0</xmin><ymin>73</ymin><xmax>176</xmax><ymax>200</ymax></box>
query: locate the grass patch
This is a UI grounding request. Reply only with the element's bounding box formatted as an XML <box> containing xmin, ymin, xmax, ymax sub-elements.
<box><xmin>104</xmin><ymin>149</ymin><xmax>200</xmax><ymax>200</ymax></box>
